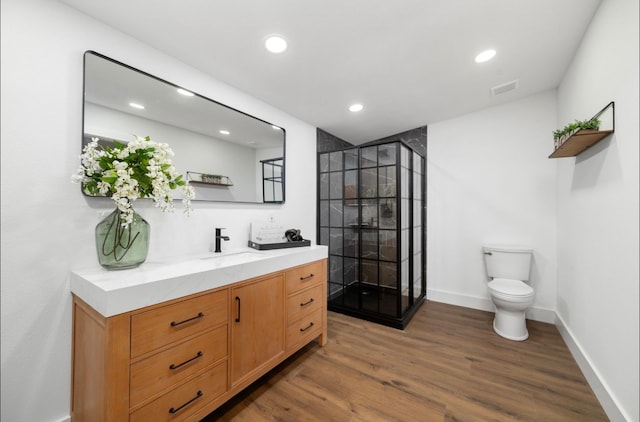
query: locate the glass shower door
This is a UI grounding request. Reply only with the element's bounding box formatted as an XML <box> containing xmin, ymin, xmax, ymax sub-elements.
<box><xmin>319</xmin><ymin>140</ymin><xmax>426</xmax><ymax>329</ymax></box>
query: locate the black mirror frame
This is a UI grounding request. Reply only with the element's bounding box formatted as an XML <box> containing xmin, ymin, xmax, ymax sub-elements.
<box><xmin>81</xmin><ymin>50</ymin><xmax>286</xmax><ymax>204</ymax></box>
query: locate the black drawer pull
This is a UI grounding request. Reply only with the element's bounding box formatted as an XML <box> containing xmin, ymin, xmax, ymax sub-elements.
<box><xmin>300</xmin><ymin>274</ymin><xmax>315</xmax><ymax>281</ymax></box>
<box><xmin>235</xmin><ymin>296</ymin><xmax>241</xmax><ymax>322</ymax></box>
<box><xmin>168</xmin><ymin>390</ymin><xmax>203</xmax><ymax>414</ymax></box>
<box><xmin>300</xmin><ymin>298</ymin><xmax>315</xmax><ymax>307</ymax></box>
<box><xmin>170</xmin><ymin>312</ymin><xmax>204</xmax><ymax>327</ymax></box>
<box><xmin>300</xmin><ymin>322</ymin><xmax>314</xmax><ymax>332</ymax></box>
<box><xmin>169</xmin><ymin>351</ymin><xmax>203</xmax><ymax>370</ymax></box>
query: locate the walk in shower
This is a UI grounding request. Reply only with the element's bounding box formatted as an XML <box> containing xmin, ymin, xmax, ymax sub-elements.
<box><xmin>318</xmin><ymin>139</ymin><xmax>425</xmax><ymax>329</ymax></box>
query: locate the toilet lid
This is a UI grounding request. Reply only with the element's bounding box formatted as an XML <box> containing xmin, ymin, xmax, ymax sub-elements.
<box><xmin>489</xmin><ymin>278</ymin><xmax>534</xmax><ymax>296</ymax></box>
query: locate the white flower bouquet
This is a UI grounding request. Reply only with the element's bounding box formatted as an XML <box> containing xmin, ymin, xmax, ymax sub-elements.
<box><xmin>72</xmin><ymin>136</ymin><xmax>195</xmax><ymax>226</ymax></box>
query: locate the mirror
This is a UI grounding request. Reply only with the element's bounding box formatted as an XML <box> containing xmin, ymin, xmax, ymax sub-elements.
<box><xmin>82</xmin><ymin>51</ymin><xmax>285</xmax><ymax>203</ymax></box>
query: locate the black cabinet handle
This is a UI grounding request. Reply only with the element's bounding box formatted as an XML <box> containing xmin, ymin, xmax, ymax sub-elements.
<box><xmin>300</xmin><ymin>322</ymin><xmax>314</xmax><ymax>332</ymax></box>
<box><xmin>168</xmin><ymin>390</ymin><xmax>203</xmax><ymax>414</ymax></box>
<box><xmin>300</xmin><ymin>274</ymin><xmax>315</xmax><ymax>281</ymax></box>
<box><xmin>235</xmin><ymin>296</ymin><xmax>241</xmax><ymax>322</ymax></box>
<box><xmin>300</xmin><ymin>298</ymin><xmax>315</xmax><ymax>307</ymax></box>
<box><xmin>170</xmin><ymin>312</ymin><xmax>204</xmax><ymax>327</ymax></box>
<box><xmin>169</xmin><ymin>351</ymin><xmax>203</xmax><ymax>370</ymax></box>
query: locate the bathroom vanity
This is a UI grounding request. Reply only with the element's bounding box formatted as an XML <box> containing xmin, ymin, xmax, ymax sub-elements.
<box><xmin>70</xmin><ymin>246</ymin><xmax>328</xmax><ymax>421</ymax></box>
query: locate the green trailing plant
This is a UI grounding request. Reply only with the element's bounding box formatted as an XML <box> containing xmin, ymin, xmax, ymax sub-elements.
<box><xmin>202</xmin><ymin>173</ymin><xmax>223</xmax><ymax>179</ymax></box>
<box><xmin>553</xmin><ymin>117</ymin><xmax>601</xmax><ymax>141</ymax></box>
<box><xmin>201</xmin><ymin>173</ymin><xmax>226</xmax><ymax>184</ymax></box>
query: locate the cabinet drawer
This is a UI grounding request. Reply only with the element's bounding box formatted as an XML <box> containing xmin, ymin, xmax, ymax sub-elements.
<box><xmin>286</xmin><ymin>308</ymin><xmax>323</xmax><ymax>350</ymax></box>
<box><xmin>131</xmin><ymin>290</ymin><xmax>228</xmax><ymax>358</ymax></box>
<box><xmin>130</xmin><ymin>325</ymin><xmax>227</xmax><ymax>407</ymax></box>
<box><xmin>130</xmin><ymin>361</ymin><xmax>227</xmax><ymax>422</ymax></box>
<box><xmin>285</xmin><ymin>260</ymin><xmax>324</xmax><ymax>294</ymax></box>
<box><xmin>286</xmin><ymin>284</ymin><xmax>323</xmax><ymax>323</ymax></box>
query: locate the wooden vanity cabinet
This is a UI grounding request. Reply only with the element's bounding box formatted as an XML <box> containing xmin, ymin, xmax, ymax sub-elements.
<box><xmin>230</xmin><ymin>274</ymin><xmax>285</xmax><ymax>389</ymax></box>
<box><xmin>72</xmin><ymin>289</ymin><xmax>229</xmax><ymax>422</ymax></box>
<box><xmin>284</xmin><ymin>260</ymin><xmax>327</xmax><ymax>352</ymax></box>
<box><xmin>71</xmin><ymin>259</ymin><xmax>327</xmax><ymax>422</ymax></box>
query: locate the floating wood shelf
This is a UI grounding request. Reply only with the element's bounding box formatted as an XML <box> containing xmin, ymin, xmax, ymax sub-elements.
<box><xmin>549</xmin><ymin>102</ymin><xmax>615</xmax><ymax>159</ymax></box>
<box><xmin>187</xmin><ymin>171</ymin><xmax>233</xmax><ymax>186</ymax></box>
<box><xmin>548</xmin><ymin>129</ymin><xmax>614</xmax><ymax>158</ymax></box>
<box><xmin>189</xmin><ymin>180</ymin><xmax>233</xmax><ymax>187</ymax></box>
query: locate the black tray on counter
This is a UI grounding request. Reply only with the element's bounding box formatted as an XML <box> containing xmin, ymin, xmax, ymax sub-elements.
<box><xmin>248</xmin><ymin>240</ymin><xmax>311</xmax><ymax>250</ymax></box>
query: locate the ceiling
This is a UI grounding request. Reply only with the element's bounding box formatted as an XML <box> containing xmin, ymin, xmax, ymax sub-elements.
<box><xmin>59</xmin><ymin>0</ymin><xmax>601</xmax><ymax>144</ymax></box>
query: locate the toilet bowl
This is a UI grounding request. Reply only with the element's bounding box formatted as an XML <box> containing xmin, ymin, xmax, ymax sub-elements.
<box><xmin>483</xmin><ymin>246</ymin><xmax>534</xmax><ymax>341</ymax></box>
<box><xmin>488</xmin><ymin>278</ymin><xmax>534</xmax><ymax>341</ymax></box>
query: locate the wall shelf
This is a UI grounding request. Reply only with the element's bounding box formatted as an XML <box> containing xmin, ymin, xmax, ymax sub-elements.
<box><xmin>549</xmin><ymin>102</ymin><xmax>615</xmax><ymax>159</ymax></box>
<box><xmin>548</xmin><ymin>129</ymin><xmax>614</xmax><ymax>158</ymax></box>
<box><xmin>187</xmin><ymin>171</ymin><xmax>233</xmax><ymax>187</ymax></box>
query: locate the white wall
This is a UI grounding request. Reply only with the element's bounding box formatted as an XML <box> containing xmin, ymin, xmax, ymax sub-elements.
<box><xmin>85</xmin><ymin>103</ymin><xmax>262</xmax><ymax>202</ymax></box>
<box><xmin>0</xmin><ymin>1</ymin><xmax>317</xmax><ymax>421</ymax></box>
<box><xmin>555</xmin><ymin>0</ymin><xmax>639</xmax><ymax>420</ymax></box>
<box><xmin>427</xmin><ymin>91</ymin><xmax>558</xmax><ymax>323</ymax></box>
<box><xmin>428</xmin><ymin>1</ymin><xmax>639</xmax><ymax>419</ymax></box>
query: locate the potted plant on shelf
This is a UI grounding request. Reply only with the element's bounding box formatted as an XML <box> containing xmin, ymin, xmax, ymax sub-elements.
<box><xmin>553</xmin><ymin>117</ymin><xmax>601</xmax><ymax>149</ymax></box>
<box><xmin>202</xmin><ymin>173</ymin><xmax>224</xmax><ymax>184</ymax></box>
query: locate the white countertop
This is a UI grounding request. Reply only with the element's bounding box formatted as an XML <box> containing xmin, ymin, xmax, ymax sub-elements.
<box><xmin>70</xmin><ymin>245</ymin><xmax>328</xmax><ymax>317</ymax></box>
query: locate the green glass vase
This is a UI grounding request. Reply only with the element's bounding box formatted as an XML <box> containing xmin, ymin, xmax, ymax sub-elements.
<box><xmin>95</xmin><ymin>208</ymin><xmax>150</xmax><ymax>270</ymax></box>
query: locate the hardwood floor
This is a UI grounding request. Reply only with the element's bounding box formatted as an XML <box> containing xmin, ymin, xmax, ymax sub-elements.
<box><xmin>202</xmin><ymin>300</ymin><xmax>608</xmax><ymax>421</ymax></box>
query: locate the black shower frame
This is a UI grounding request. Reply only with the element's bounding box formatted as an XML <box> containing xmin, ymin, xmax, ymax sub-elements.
<box><xmin>317</xmin><ymin>138</ymin><xmax>426</xmax><ymax>329</ymax></box>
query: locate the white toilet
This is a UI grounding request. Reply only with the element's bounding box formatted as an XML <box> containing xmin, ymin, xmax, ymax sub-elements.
<box><xmin>482</xmin><ymin>245</ymin><xmax>534</xmax><ymax>341</ymax></box>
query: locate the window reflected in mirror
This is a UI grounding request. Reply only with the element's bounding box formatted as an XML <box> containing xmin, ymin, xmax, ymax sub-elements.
<box><xmin>261</xmin><ymin>158</ymin><xmax>283</xmax><ymax>203</ymax></box>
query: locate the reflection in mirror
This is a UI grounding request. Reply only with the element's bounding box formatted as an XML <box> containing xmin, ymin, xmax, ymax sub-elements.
<box><xmin>83</xmin><ymin>51</ymin><xmax>285</xmax><ymax>203</ymax></box>
<box><xmin>261</xmin><ymin>158</ymin><xmax>284</xmax><ymax>203</ymax></box>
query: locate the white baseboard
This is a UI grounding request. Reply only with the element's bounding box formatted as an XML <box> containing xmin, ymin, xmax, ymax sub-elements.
<box><xmin>555</xmin><ymin>314</ymin><xmax>628</xmax><ymax>422</ymax></box>
<box><xmin>426</xmin><ymin>288</ymin><xmax>556</xmax><ymax>323</ymax></box>
<box><xmin>53</xmin><ymin>417</ymin><xmax>70</xmax><ymax>422</ymax></box>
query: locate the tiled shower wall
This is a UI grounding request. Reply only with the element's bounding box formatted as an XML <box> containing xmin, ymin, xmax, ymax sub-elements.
<box><xmin>317</xmin><ymin>126</ymin><xmax>427</xmax><ymax>154</ymax></box>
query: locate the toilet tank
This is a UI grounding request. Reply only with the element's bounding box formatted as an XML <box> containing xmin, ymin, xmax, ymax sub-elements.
<box><xmin>483</xmin><ymin>245</ymin><xmax>533</xmax><ymax>281</ymax></box>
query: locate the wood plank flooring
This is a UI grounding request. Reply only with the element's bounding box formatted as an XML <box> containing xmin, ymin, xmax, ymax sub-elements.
<box><xmin>202</xmin><ymin>300</ymin><xmax>608</xmax><ymax>421</ymax></box>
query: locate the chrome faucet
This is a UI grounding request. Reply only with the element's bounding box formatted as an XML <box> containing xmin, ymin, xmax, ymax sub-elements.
<box><xmin>214</xmin><ymin>227</ymin><xmax>230</xmax><ymax>253</ymax></box>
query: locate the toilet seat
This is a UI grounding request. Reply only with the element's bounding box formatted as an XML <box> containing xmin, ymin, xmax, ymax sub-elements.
<box><xmin>488</xmin><ymin>278</ymin><xmax>534</xmax><ymax>300</ymax></box>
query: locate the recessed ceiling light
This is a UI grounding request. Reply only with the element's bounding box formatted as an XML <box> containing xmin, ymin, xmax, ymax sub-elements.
<box><xmin>475</xmin><ymin>49</ymin><xmax>496</xmax><ymax>63</ymax></box>
<box><xmin>349</xmin><ymin>103</ymin><xmax>364</xmax><ymax>112</ymax></box>
<box><xmin>177</xmin><ymin>88</ymin><xmax>194</xmax><ymax>97</ymax></box>
<box><xmin>129</xmin><ymin>102</ymin><xmax>145</xmax><ymax>109</ymax></box>
<box><xmin>265</xmin><ymin>35</ymin><xmax>287</xmax><ymax>53</ymax></box>
<box><xmin>219</xmin><ymin>130</ymin><xmax>230</xmax><ymax>135</ymax></box>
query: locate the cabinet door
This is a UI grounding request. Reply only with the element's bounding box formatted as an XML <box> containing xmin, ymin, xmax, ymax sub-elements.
<box><xmin>231</xmin><ymin>275</ymin><xmax>285</xmax><ymax>387</ymax></box>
